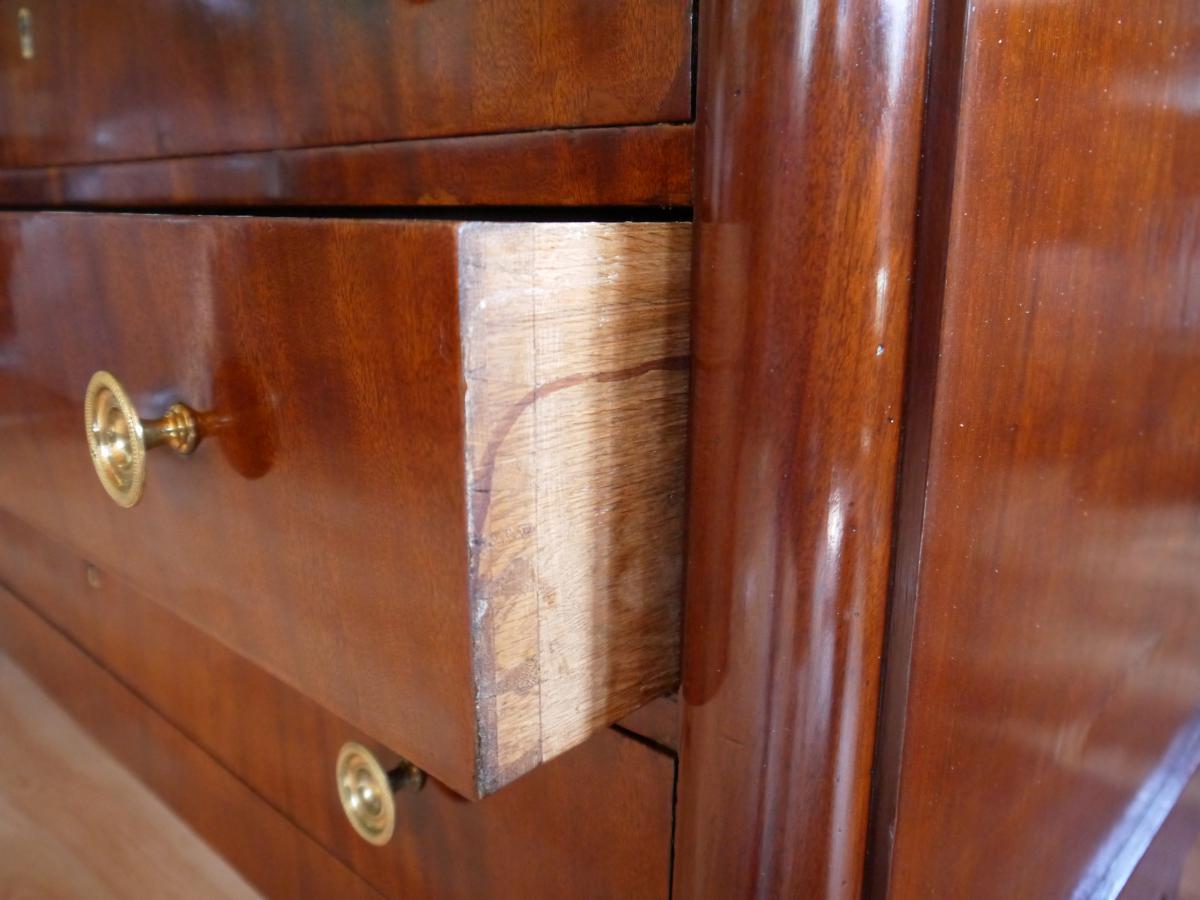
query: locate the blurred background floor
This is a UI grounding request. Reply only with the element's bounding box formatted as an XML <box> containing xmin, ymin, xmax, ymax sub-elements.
<box><xmin>0</xmin><ymin>654</ymin><xmax>258</xmax><ymax>899</ymax></box>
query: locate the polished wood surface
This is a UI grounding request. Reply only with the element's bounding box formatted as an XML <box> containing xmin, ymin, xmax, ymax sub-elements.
<box><xmin>0</xmin><ymin>513</ymin><xmax>676</xmax><ymax>900</ymax></box>
<box><xmin>0</xmin><ymin>125</ymin><xmax>694</xmax><ymax>209</ymax></box>
<box><xmin>459</xmin><ymin>223</ymin><xmax>688</xmax><ymax>790</ymax></box>
<box><xmin>616</xmin><ymin>693</ymin><xmax>680</xmax><ymax>753</ymax></box>
<box><xmin>0</xmin><ymin>212</ymin><xmax>478</xmax><ymax>794</ymax></box>
<box><xmin>673</xmin><ymin>0</ymin><xmax>932</xmax><ymax>896</ymax></box>
<box><xmin>0</xmin><ymin>587</ymin><xmax>378</xmax><ymax>899</ymax></box>
<box><xmin>0</xmin><ymin>1</ymin><xmax>692</xmax><ymax>168</ymax></box>
<box><xmin>871</xmin><ymin>2</ymin><xmax>1200</xmax><ymax>896</ymax></box>
<box><xmin>0</xmin><ymin>213</ymin><xmax>689</xmax><ymax>796</ymax></box>
<box><xmin>0</xmin><ymin>654</ymin><xmax>259</xmax><ymax>899</ymax></box>
<box><xmin>863</xmin><ymin>0</ymin><xmax>969</xmax><ymax>887</ymax></box>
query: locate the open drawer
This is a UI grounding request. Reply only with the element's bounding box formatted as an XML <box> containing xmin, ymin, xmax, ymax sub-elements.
<box><xmin>0</xmin><ymin>212</ymin><xmax>690</xmax><ymax>795</ymax></box>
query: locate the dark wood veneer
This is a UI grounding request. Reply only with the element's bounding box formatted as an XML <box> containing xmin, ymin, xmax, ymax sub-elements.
<box><xmin>0</xmin><ymin>0</ymin><xmax>692</xmax><ymax>168</ymax></box>
<box><xmin>0</xmin><ymin>212</ymin><xmax>479</xmax><ymax>794</ymax></box>
<box><xmin>0</xmin><ymin>212</ymin><xmax>690</xmax><ymax>798</ymax></box>
<box><xmin>871</xmin><ymin>1</ymin><xmax>1200</xmax><ymax>896</ymax></box>
<box><xmin>0</xmin><ymin>511</ymin><xmax>676</xmax><ymax>900</ymax></box>
<box><xmin>0</xmin><ymin>125</ymin><xmax>693</xmax><ymax>209</ymax></box>
<box><xmin>674</xmin><ymin>0</ymin><xmax>933</xmax><ymax>896</ymax></box>
<box><xmin>2</xmin><ymin>0</ymin><xmax>1193</xmax><ymax>891</ymax></box>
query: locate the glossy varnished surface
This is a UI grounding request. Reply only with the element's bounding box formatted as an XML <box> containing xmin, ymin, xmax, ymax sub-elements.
<box><xmin>0</xmin><ymin>213</ymin><xmax>478</xmax><ymax>793</ymax></box>
<box><xmin>0</xmin><ymin>212</ymin><xmax>690</xmax><ymax>798</ymax></box>
<box><xmin>873</xmin><ymin>2</ymin><xmax>1200</xmax><ymax>896</ymax></box>
<box><xmin>0</xmin><ymin>125</ymin><xmax>694</xmax><ymax>209</ymax></box>
<box><xmin>0</xmin><ymin>1</ymin><xmax>692</xmax><ymax>167</ymax></box>
<box><xmin>0</xmin><ymin>514</ymin><xmax>676</xmax><ymax>900</ymax></box>
<box><xmin>674</xmin><ymin>0</ymin><xmax>931</xmax><ymax>896</ymax></box>
<box><xmin>616</xmin><ymin>693</ymin><xmax>679</xmax><ymax>753</ymax></box>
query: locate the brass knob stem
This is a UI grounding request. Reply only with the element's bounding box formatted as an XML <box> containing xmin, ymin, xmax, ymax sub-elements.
<box><xmin>84</xmin><ymin>371</ymin><xmax>203</xmax><ymax>508</ymax></box>
<box><xmin>141</xmin><ymin>403</ymin><xmax>201</xmax><ymax>454</ymax></box>
<box><xmin>386</xmin><ymin>761</ymin><xmax>426</xmax><ymax>794</ymax></box>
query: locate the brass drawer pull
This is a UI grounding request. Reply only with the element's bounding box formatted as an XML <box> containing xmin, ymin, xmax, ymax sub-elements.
<box><xmin>84</xmin><ymin>371</ymin><xmax>201</xmax><ymax>508</ymax></box>
<box><xmin>335</xmin><ymin>742</ymin><xmax>425</xmax><ymax>846</ymax></box>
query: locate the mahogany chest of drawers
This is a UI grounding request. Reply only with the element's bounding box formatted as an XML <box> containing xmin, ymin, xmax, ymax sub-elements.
<box><xmin>0</xmin><ymin>2</ymin><xmax>1197</xmax><ymax>898</ymax></box>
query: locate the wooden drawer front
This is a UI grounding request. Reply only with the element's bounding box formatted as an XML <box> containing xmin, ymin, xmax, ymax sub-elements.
<box><xmin>0</xmin><ymin>212</ymin><xmax>690</xmax><ymax>796</ymax></box>
<box><xmin>0</xmin><ymin>1</ymin><xmax>692</xmax><ymax>168</ymax></box>
<box><xmin>0</xmin><ymin>585</ymin><xmax>379</xmax><ymax>898</ymax></box>
<box><xmin>0</xmin><ymin>513</ymin><xmax>675</xmax><ymax>899</ymax></box>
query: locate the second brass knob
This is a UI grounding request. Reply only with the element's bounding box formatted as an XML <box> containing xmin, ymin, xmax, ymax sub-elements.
<box><xmin>335</xmin><ymin>742</ymin><xmax>425</xmax><ymax>846</ymax></box>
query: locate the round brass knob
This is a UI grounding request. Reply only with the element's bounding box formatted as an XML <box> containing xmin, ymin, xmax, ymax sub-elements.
<box><xmin>335</xmin><ymin>742</ymin><xmax>425</xmax><ymax>847</ymax></box>
<box><xmin>84</xmin><ymin>370</ymin><xmax>201</xmax><ymax>508</ymax></box>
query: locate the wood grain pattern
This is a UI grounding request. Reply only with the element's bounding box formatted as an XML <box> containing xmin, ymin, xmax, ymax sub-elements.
<box><xmin>0</xmin><ymin>125</ymin><xmax>694</xmax><ymax>209</ymax></box>
<box><xmin>0</xmin><ymin>512</ymin><xmax>676</xmax><ymax>900</ymax></box>
<box><xmin>459</xmin><ymin>223</ymin><xmax>689</xmax><ymax>790</ymax></box>
<box><xmin>863</xmin><ymin>0</ymin><xmax>969</xmax><ymax>888</ymax></box>
<box><xmin>0</xmin><ymin>213</ymin><xmax>479</xmax><ymax>795</ymax></box>
<box><xmin>0</xmin><ymin>0</ymin><xmax>692</xmax><ymax>168</ymax></box>
<box><xmin>0</xmin><ymin>213</ymin><xmax>689</xmax><ymax>796</ymax></box>
<box><xmin>0</xmin><ymin>587</ymin><xmax>379</xmax><ymax>899</ymax></box>
<box><xmin>870</xmin><ymin>1</ymin><xmax>1200</xmax><ymax>897</ymax></box>
<box><xmin>672</xmin><ymin>0</ymin><xmax>932</xmax><ymax>896</ymax></box>
<box><xmin>0</xmin><ymin>654</ymin><xmax>260</xmax><ymax>899</ymax></box>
